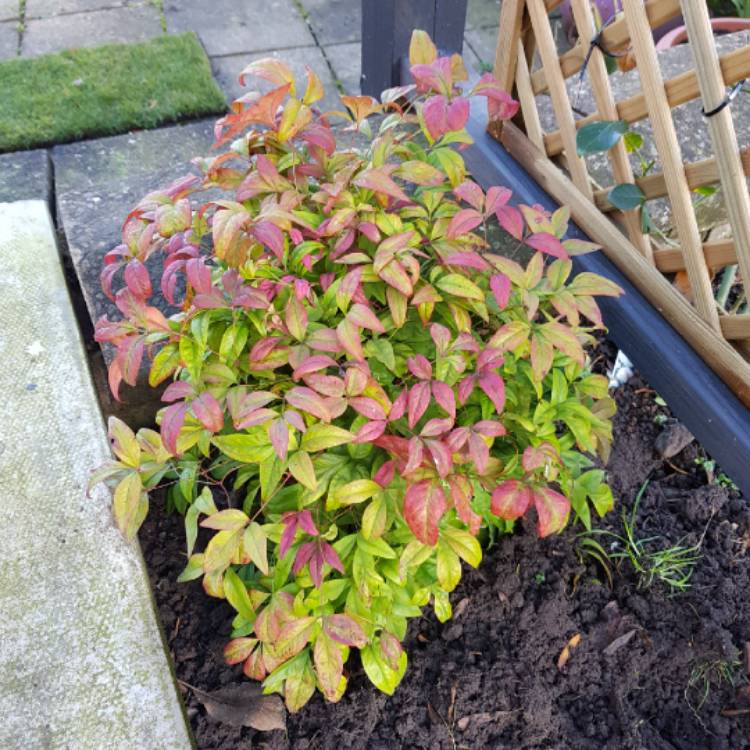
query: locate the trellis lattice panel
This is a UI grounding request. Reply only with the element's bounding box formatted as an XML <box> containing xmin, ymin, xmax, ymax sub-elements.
<box><xmin>490</xmin><ymin>0</ymin><xmax>750</xmax><ymax>404</ymax></box>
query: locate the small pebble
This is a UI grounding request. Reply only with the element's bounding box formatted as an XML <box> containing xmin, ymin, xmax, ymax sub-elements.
<box><xmin>654</xmin><ymin>421</ymin><xmax>694</xmax><ymax>459</ymax></box>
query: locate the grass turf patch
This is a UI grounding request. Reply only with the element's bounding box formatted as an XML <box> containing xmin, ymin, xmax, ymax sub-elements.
<box><xmin>0</xmin><ymin>33</ymin><xmax>227</xmax><ymax>152</ymax></box>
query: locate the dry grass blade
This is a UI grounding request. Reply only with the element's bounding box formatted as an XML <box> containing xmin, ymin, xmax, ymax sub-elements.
<box><xmin>557</xmin><ymin>633</ymin><xmax>582</xmax><ymax>670</ymax></box>
<box><xmin>180</xmin><ymin>680</ymin><xmax>286</xmax><ymax>731</ymax></box>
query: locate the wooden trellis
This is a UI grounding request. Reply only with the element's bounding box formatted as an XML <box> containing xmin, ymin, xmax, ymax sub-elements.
<box><xmin>489</xmin><ymin>0</ymin><xmax>750</xmax><ymax>405</ymax></box>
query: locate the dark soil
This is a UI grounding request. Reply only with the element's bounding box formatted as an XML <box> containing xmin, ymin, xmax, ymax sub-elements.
<box><xmin>140</xmin><ymin>342</ymin><xmax>750</xmax><ymax>750</ymax></box>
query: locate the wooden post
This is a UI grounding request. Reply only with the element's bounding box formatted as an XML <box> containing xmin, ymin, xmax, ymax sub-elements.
<box><xmin>681</xmin><ymin>0</ymin><xmax>750</xmax><ymax>328</ymax></box>
<box><xmin>623</xmin><ymin>0</ymin><xmax>721</xmax><ymax>331</ymax></box>
<box><xmin>360</xmin><ymin>0</ymin><xmax>468</xmax><ymax>96</ymax></box>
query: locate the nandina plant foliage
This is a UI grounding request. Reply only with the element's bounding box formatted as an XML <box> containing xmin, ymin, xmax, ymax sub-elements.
<box><xmin>92</xmin><ymin>31</ymin><xmax>620</xmax><ymax>712</ymax></box>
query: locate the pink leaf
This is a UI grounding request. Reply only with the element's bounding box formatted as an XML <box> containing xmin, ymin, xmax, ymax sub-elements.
<box><xmin>186</xmin><ymin>257</ymin><xmax>212</xmax><ymax>295</ymax></box>
<box><xmin>446</xmin><ymin>426</ymin><xmax>470</xmax><ymax>452</ymax></box>
<box><xmin>429</xmin><ymin>323</ymin><xmax>451</xmax><ymax>355</ymax></box>
<box><xmin>353</xmin><ymin>419</ymin><xmax>387</xmax><ymax>444</ymax></box>
<box><xmin>389</xmin><ymin>388</ymin><xmax>408</xmax><ymax>422</ymax></box>
<box><xmin>162</xmin><ymin>381</ymin><xmax>195</xmax><ymax>403</ymax></box>
<box><xmin>348</xmin><ymin>303</ymin><xmax>385</xmax><ymax>333</ymax></box>
<box><xmin>468</xmin><ymin>432</ymin><xmax>489</xmax><ymax>474</ymax></box>
<box><xmin>421</xmin><ymin>417</ymin><xmax>453</xmax><ymax>438</ymax></box>
<box><xmin>407</xmin><ymin>354</ymin><xmax>432</xmax><ymax>380</ymax></box>
<box><xmin>297</xmin><ymin>509</ymin><xmax>319</xmax><ymax>536</ymax></box>
<box><xmin>192</xmin><ymin>392</ymin><xmax>224</xmax><ymax>433</ymax></box>
<box><xmin>292</xmin><ymin>355</ymin><xmax>338</xmax><ymax>381</ymax></box>
<box><xmin>485</xmin><ymin>186</ymin><xmax>512</xmax><ymax>215</ymax></box>
<box><xmin>457</xmin><ymin>374</ymin><xmax>475</xmax><ymax>405</ymax></box>
<box><xmin>490</xmin><ymin>273</ymin><xmax>511</xmax><ymax>309</ymax></box>
<box><xmin>374</xmin><ymin>459</ymin><xmax>396</xmax><ymax>487</ymax></box>
<box><xmin>269</xmin><ymin>418</ymin><xmax>289</xmax><ymax>461</ymax></box>
<box><xmin>285</xmin><ymin>387</ymin><xmax>331</xmax><ymax>422</ymax></box>
<box><xmin>525</xmin><ymin>232</ymin><xmax>569</xmax><ymax>259</ymax></box>
<box><xmin>431</xmin><ymin>380</ymin><xmax>456</xmax><ymax>418</ymax></box>
<box><xmin>349</xmin><ymin>397</ymin><xmax>387</xmax><ymax>421</ymax></box>
<box><xmin>124</xmin><ymin>259</ymin><xmax>152</xmax><ymax>299</ymax></box>
<box><xmin>446</xmin><ymin>208</ymin><xmax>483</xmax><ymax>240</ymax></box>
<box><xmin>496</xmin><ymin>205</ymin><xmax>524</xmax><ymax>240</ymax></box>
<box><xmin>161</xmin><ymin>401</ymin><xmax>188</xmax><ymax>455</ymax></box>
<box><xmin>478</xmin><ymin>371</ymin><xmax>506</xmax><ymax>414</ymax></box>
<box><xmin>473</xmin><ymin>420</ymin><xmax>506</xmax><ymax>437</ymax></box>
<box><xmin>491</xmin><ymin>480</ymin><xmax>532</xmax><ymax>520</ymax></box>
<box><xmin>453</xmin><ymin>181</ymin><xmax>485</xmax><ymax>211</ymax></box>
<box><xmin>404</xmin><ymin>480</ymin><xmax>447</xmax><ymax>546</ymax></box>
<box><xmin>425</xmin><ymin>438</ymin><xmax>452</xmax><ymax>478</ymax></box>
<box><xmin>408</xmin><ymin>381</ymin><xmax>431</xmax><ymax>429</ymax></box>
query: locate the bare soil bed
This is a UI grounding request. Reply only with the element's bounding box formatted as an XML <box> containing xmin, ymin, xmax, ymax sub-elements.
<box><xmin>140</xmin><ymin>342</ymin><xmax>750</xmax><ymax>749</ymax></box>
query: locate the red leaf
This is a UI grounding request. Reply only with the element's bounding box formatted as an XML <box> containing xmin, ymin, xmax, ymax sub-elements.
<box><xmin>161</xmin><ymin>401</ymin><xmax>188</xmax><ymax>455</ymax></box>
<box><xmin>533</xmin><ymin>487</ymin><xmax>570</xmax><ymax>537</ymax></box>
<box><xmin>446</xmin><ymin>208</ymin><xmax>483</xmax><ymax>240</ymax></box>
<box><xmin>526</xmin><ymin>232</ymin><xmax>569</xmax><ymax>259</ymax></box>
<box><xmin>468</xmin><ymin>432</ymin><xmax>489</xmax><ymax>474</ymax></box>
<box><xmin>450</xmin><ymin>475</ymin><xmax>482</xmax><ymax>535</ymax></box>
<box><xmin>478</xmin><ymin>371</ymin><xmax>506</xmax><ymax>414</ymax></box>
<box><xmin>124</xmin><ymin>259</ymin><xmax>151</xmax><ymax>299</ymax></box>
<box><xmin>253</xmin><ymin>221</ymin><xmax>285</xmax><ymax>260</ymax></box>
<box><xmin>404</xmin><ymin>481</ymin><xmax>447</xmax><ymax>546</ymax></box>
<box><xmin>192</xmin><ymin>392</ymin><xmax>224</xmax><ymax>433</ymax></box>
<box><xmin>186</xmin><ymin>257</ymin><xmax>212</xmax><ymax>294</ymax></box>
<box><xmin>425</xmin><ymin>438</ymin><xmax>452</xmax><ymax>478</ymax></box>
<box><xmin>403</xmin><ymin>436</ymin><xmax>424</xmax><ymax>475</ymax></box>
<box><xmin>324</xmin><ymin>615</ymin><xmax>367</xmax><ymax>648</ymax></box>
<box><xmin>408</xmin><ymin>381</ymin><xmax>431</xmax><ymax>429</ymax></box>
<box><xmin>490</xmin><ymin>480</ymin><xmax>532</xmax><ymax>520</ymax></box>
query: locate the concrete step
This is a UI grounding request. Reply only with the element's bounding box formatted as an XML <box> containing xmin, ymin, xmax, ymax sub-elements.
<box><xmin>0</xmin><ymin>200</ymin><xmax>191</xmax><ymax>750</ymax></box>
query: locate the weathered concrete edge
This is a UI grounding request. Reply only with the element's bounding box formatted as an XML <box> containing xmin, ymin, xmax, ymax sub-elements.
<box><xmin>0</xmin><ymin>200</ymin><xmax>194</xmax><ymax>749</ymax></box>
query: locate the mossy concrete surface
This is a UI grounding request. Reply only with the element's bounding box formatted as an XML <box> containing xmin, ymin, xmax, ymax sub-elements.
<box><xmin>0</xmin><ymin>200</ymin><xmax>191</xmax><ymax>749</ymax></box>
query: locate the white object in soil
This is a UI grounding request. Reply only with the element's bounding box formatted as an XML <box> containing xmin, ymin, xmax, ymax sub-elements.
<box><xmin>608</xmin><ymin>349</ymin><xmax>634</xmax><ymax>389</ymax></box>
<box><xmin>0</xmin><ymin>201</ymin><xmax>191</xmax><ymax>750</ymax></box>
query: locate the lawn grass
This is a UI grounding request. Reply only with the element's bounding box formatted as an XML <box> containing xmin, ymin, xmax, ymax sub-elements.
<box><xmin>0</xmin><ymin>33</ymin><xmax>227</xmax><ymax>152</ymax></box>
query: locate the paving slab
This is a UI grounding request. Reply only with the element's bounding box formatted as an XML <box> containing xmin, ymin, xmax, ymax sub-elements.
<box><xmin>212</xmin><ymin>44</ymin><xmax>342</xmax><ymax>111</ymax></box>
<box><xmin>0</xmin><ymin>199</ymin><xmax>192</xmax><ymax>750</ymax></box>
<box><xmin>164</xmin><ymin>0</ymin><xmax>312</xmax><ymax>56</ymax></box>
<box><xmin>300</xmin><ymin>0</ymin><xmax>360</xmax><ymax>45</ymax></box>
<box><xmin>0</xmin><ymin>149</ymin><xmax>51</xmax><ymax>203</ymax></box>
<box><xmin>22</xmin><ymin>4</ymin><xmax>162</xmax><ymax>56</ymax></box>
<box><xmin>324</xmin><ymin>41</ymin><xmax>361</xmax><ymax>97</ymax></box>
<box><xmin>53</xmin><ymin>120</ymin><xmax>215</xmax><ymax>421</ymax></box>
<box><xmin>25</xmin><ymin>0</ymin><xmax>129</xmax><ymax>17</ymax></box>
<box><xmin>0</xmin><ymin>18</ymin><xmax>17</xmax><ymax>58</ymax></box>
<box><xmin>466</xmin><ymin>0</ymin><xmax>501</xmax><ymax>30</ymax></box>
<box><xmin>0</xmin><ymin>0</ymin><xmax>18</xmax><ymax>22</ymax></box>
<box><xmin>464</xmin><ymin>26</ymin><xmax>496</xmax><ymax>71</ymax></box>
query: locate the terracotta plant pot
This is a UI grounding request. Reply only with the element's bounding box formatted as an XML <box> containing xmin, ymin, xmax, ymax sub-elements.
<box><xmin>656</xmin><ymin>16</ymin><xmax>750</xmax><ymax>49</ymax></box>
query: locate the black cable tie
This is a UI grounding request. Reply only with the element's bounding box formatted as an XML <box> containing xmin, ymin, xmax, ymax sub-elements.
<box><xmin>579</xmin><ymin>15</ymin><xmax>625</xmax><ymax>83</ymax></box>
<box><xmin>702</xmin><ymin>79</ymin><xmax>746</xmax><ymax>118</ymax></box>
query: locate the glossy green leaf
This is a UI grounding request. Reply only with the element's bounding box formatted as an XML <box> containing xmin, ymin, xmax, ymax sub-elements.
<box><xmin>575</xmin><ymin>120</ymin><xmax>628</xmax><ymax>155</ymax></box>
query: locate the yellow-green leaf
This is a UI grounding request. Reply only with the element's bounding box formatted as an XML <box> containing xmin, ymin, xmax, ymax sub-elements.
<box><xmin>436</xmin><ymin>541</ymin><xmax>461</xmax><ymax>592</ymax></box>
<box><xmin>204</xmin><ymin>528</ymin><xmax>243</xmax><ymax>575</ymax></box>
<box><xmin>361</xmin><ymin>494</ymin><xmax>387</xmax><ymax>539</ymax></box>
<box><xmin>223</xmin><ymin>567</ymin><xmax>255</xmax><ymax>621</ymax></box>
<box><xmin>441</xmin><ymin>526</ymin><xmax>482</xmax><ymax>567</ymax></box>
<box><xmin>149</xmin><ymin>344</ymin><xmax>180</xmax><ymax>387</ymax></box>
<box><xmin>436</xmin><ymin>273</ymin><xmax>484</xmax><ymax>301</ymax></box>
<box><xmin>332</xmin><ymin>479</ymin><xmax>380</xmax><ymax>506</ymax></box>
<box><xmin>212</xmin><ymin>432</ymin><xmax>274</xmax><ymax>463</ymax></box>
<box><xmin>243</xmin><ymin>522</ymin><xmax>269</xmax><ymax>575</ymax></box>
<box><xmin>288</xmin><ymin>451</ymin><xmax>317</xmax><ymax>490</ymax></box>
<box><xmin>112</xmin><ymin>471</ymin><xmax>147</xmax><ymax>540</ymax></box>
<box><xmin>300</xmin><ymin>424</ymin><xmax>354</xmax><ymax>452</ymax></box>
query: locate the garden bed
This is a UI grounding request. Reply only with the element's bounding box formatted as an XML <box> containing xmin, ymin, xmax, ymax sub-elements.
<box><xmin>140</xmin><ymin>341</ymin><xmax>750</xmax><ymax>750</ymax></box>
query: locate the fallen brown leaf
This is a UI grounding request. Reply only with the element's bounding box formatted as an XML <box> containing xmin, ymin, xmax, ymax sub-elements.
<box><xmin>557</xmin><ymin>633</ymin><xmax>582</xmax><ymax>671</ymax></box>
<box><xmin>181</xmin><ymin>681</ymin><xmax>286</xmax><ymax>731</ymax></box>
<box><xmin>603</xmin><ymin>628</ymin><xmax>637</xmax><ymax>656</ymax></box>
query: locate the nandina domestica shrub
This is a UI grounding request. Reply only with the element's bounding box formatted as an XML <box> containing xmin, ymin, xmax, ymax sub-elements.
<box><xmin>91</xmin><ymin>30</ymin><xmax>620</xmax><ymax>711</ymax></box>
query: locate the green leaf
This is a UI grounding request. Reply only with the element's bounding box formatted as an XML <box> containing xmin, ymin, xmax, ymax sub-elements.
<box><xmin>441</xmin><ymin>526</ymin><xmax>482</xmax><ymax>568</ymax></box>
<box><xmin>313</xmin><ymin>630</ymin><xmax>343</xmax><ymax>700</ymax></box>
<box><xmin>212</xmin><ymin>432</ymin><xmax>274</xmax><ymax>463</ymax></box>
<box><xmin>112</xmin><ymin>471</ymin><xmax>147</xmax><ymax>540</ymax></box>
<box><xmin>177</xmin><ymin>553</ymin><xmax>205</xmax><ymax>582</ymax></box>
<box><xmin>260</xmin><ymin>455</ymin><xmax>286</xmax><ymax>500</ymax></box>
<box><xmin>360</xmin><ymin>644</ymin><xmax>407</xmax><ymax>695</ymax></box>
<box><xmin>331</xmin><ymin>479</ymin><xmax>380</xmax><ymax>506</ymax></box>
<box><xmin>223</xmin><ymin>567</ymin><xmax>255</xmax><ymax>621</ymax></box>
<box><xmin>149</xmin><ymin>344</ymin><xmax>180</xmax><ymax>386</ymax></box>
<box><xmin>185</xmin><ymin>486</ymin><xmax>218</xmax><ymax>557</ymax></box>
<box><xmin>623</xmin><ymin>130</ymin><xmax>644</xmax><ymax>153</ymax></box>
<box><xmin>368</xmin><ymin>338</ymin><xmax>397</xmax><ymax>372</ymax></box>
<box><xmin>357</xmin><ymin>534</ymin><xmax>397</xmax><ymax>559</ymax></box>
<box><xmin>288</xmin><ymin>451</ymin><xmax>317</xmax><ymax>490</ymax></box>
<box><xmin>436</xmin><ymin>273</ymin><xmax>484</xmax><ymax>301</ymax></box>
<box><xmin>575</xmin><ymin>120</ymin><xmax>628</xmax><ymax>155</ymax></box>
<box><xmin>361</xmin><ymin>494</ymin><xmax>387</xmax><ymax>539</ymax></box>
<box><xmin>607</xmin><ymin>183</ymin><xmax>645</xmax><ymax>210</ymax></box>
<box><xmin>436</xmin><ymin>541</ymin><xmax>461</xmax><ymax>592</ymax></box>
<box><xmin>243</xmin><ymin>522</ymin><xmax>269</xmax><ymax>575</ymax></box>
<box><xmin>300</xmin><ymin>424</ymin><xmax>354</xmax><ymax>452</ymax></box>
<box><xmin>204</xmin><ymin>528</ymin><xmax>243</xmax><ymax>575</ymax></box>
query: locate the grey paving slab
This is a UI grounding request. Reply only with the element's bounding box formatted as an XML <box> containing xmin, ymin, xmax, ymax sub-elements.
<box><xmin>0</xmin><ymin>0</ymin><xmax>18</xmax><ymax>22</ymax></box>
<box><xmin>0</xmin><ymin>199</ymin><xmax>192</xmax><ymax>750</ymax></box>
<box><xmin>212</xmin><ymin>44</ymin><xmax>341</xmax><ymax>111</ymax></box>
<box><xmin>164</xmin><ymin>0</ymin><xmax>313</xmax><ymax>56</ymax></box>
<box><xmin>25</xmin><ymin>0</ymin><xmax>129</xmax><ymax>18</ymax></box>
<box><xmin>0</xmin><ymin>150</ymin><xmax>51</xmax><ymax>203</ymax></box>
<box><xmin>466</xmin><ymin>0</ymin><xmax>500</xmax><ymax>30</ymax></box>
<box><xmin>464</xmin><ymin>26</ymin><xmax>497</xmax><ymax>70</ymax></box>
<box><xmin>21</xmin><ymin>4</ymin><xmax>162</xmax><ymax>56</ymax></box>
<box><xmin>324</xmin><ymin>41</ymin><xmax>360</xmax><ymax>97</ymax></box>
<box><xmin>300</xmin><ymin>0</ymin><xmax>360</xmax><ymax>45</ymax></box>
<box><xmin>53</xmin><ymin>120</ymin><xmax>214</xmax><ymax>419</ymax></box>
<box><xmin>0</xmin><ymin>18</ymin><xmax>17</xmax><ymax>58</ymax></box>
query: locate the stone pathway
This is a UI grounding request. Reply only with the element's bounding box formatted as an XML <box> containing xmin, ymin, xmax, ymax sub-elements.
<box><xmin>0</xmin><ymin>199</ymin><xmax>191</xmax><ymax>750</ymax></box>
